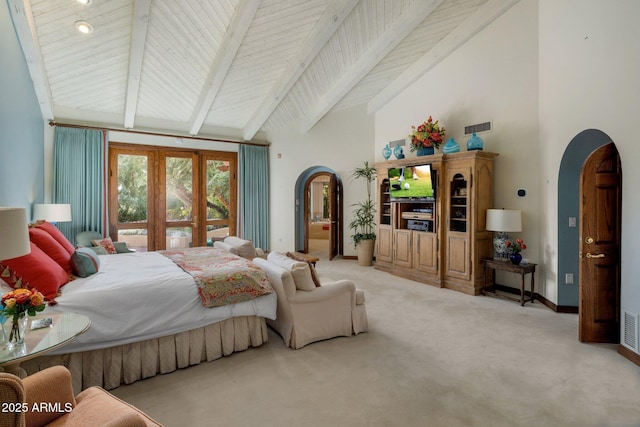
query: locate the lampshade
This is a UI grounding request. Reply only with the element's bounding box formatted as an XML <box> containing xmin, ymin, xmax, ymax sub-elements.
<box><xmin>486</xmin><ymin>209</ymin><xmax>522</xmax><ymax>232</ymax></box>
<box><xmin>0</xmin><ymin>207</ymin><xmax>31</xmax><ymax>261</ymax></box>
<box><xmin>33</xmin><ymin>204</ymin><xmax>72</xmax><ymax>222</ymax></box>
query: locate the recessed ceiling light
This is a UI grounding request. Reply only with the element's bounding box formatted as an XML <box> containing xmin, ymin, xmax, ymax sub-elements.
<box><xmin>75</xmin><ymin>21</ymin><xmax>94</xmax><ymax>34</ymax></box>
<box><xmin>76</xmin><ymin>0</ymin><xmax>92</xmax><ymax>5</ymax></box>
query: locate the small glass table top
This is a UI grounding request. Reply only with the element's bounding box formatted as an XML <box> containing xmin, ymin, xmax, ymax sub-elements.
<box><xmin>0</xmin><ymin>312</ymin><xmax>91</xmax><ymax>372</ymax></box>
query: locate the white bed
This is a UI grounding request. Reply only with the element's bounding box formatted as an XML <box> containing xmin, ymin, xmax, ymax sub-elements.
<box><xmin>20</xmin><ymin>249</ymin><xmax>276</xmax><ymax>391</ymax></box>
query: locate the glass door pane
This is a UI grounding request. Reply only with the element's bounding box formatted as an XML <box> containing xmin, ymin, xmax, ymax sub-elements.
<box><xmin>164</xmin><ymin>155</ymin><xmax>195</xmax><ymax>249</ymax></box>
<box><xmin>116</xmin><ymin>153</ymin><xmax>150</xmax><ymax>251</ymax></box>
<box><xmin>204</xmin><ymin>159</ymin><xmax>231</xmax><ymax>244</ymax></box>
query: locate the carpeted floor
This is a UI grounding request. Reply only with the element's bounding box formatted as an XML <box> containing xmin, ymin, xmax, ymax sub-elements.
<box><xmin>111</xmin><ymin>256</ymin><xmax>640</xmax><ymax>427</ymax></box>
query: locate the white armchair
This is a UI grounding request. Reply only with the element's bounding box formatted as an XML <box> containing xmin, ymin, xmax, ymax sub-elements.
<box><xmin>253</xmin><ymin>253</ymin><xmax>367</xmax><ymax>349</ymax></box>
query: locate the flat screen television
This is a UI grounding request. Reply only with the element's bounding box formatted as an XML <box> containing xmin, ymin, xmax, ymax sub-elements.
<box><xmin>388</xmin><ymin>164</ymin><xmax>436</xmax><ymax>201</ymax></box>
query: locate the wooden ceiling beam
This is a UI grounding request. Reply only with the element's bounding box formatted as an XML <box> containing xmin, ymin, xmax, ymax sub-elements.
<box><xmin>300</xmin><ymin>0</ymin><xmax>446</xmax><ymax>134</ymax></box>
<box><xmin>367</xmin><ymin>0</ymin><xmax>521</xmax><ymax>115</ymax></box>
<box><xmin>123</xmin><ymin>0</ymin><xmax>152</xmax><ymax>129</ymax></box>
<box><xmin>188</xmin><ymin>0</ymin><xmax>262</xmax><ymax>137</ymax></box>
<box><xmin>242</xmin><ymin>0</ymin><xmax>360</xmax><ymax>141</ymax></box>
<box><xmin>8</xmin><ymin>0</ymin><xmax>54</xmax><ymax>121</ymax></box>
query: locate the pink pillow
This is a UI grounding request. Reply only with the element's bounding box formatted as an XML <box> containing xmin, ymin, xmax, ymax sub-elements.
<box><xmin>35</xmin><ymin>221</ymin><xmax>75</xmax><ymax>255</ymax></box>
<box><xmin>91</xmin><ymin>237</ymin><xmax>117</xmax><ymax>254</ymax></box>
<box><xmin>29</xmin><ymin>227</ymin><xmax>73</xmax><ymax>274</ymax></box>
<box><xmin>0</xmin><ymin>242</ymin><xmax>69</xmax><ymax>300</ymax></box>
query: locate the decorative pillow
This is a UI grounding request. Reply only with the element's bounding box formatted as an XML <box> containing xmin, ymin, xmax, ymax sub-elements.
<box><xmin>224</xmin><ymin>236</ymin><xmax>257</xmax><ymax>259</ymax></box>
<box><xmin>34</xmin><ymin>220</ymin><xmax>75</xmax><ymax>255</ymax></box>
<box><xmin>70</xmin><ymin>247</ymin><xmax>101</xmax><ymax>278</ymax></box>
<box><xmin>286</xmin><ymin>252</ymin><xmax>321</xmax><ymax>287</ymax></box>
<box><xmin>91</xmin><ymin>237</ymin><xmax>117</xmax><ymax>254</ymax></box>
<box><xmin>28</xmin><ymin>227</ymin><xmax>73</xmax><ymax>274</ymax></box>
<box><xmin>267</xmin><ymin>252</ymin><xmax>316</xmax><ymax>291</ymax></box>
<box><xmin>0</xmin><ymin>242</ymin><xmax>69</xmax><ymax>300</ymax></box>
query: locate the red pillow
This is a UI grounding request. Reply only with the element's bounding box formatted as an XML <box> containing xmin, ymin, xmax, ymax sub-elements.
<box><xmin>35</xmin><ymin>221</ymin><xmax>75</xmax><ymax>256</ymax></box>
<box><xmin>0</xmin><ymin>242</ymin><xmax>69</xmax><ymax>300</ymax></box>
<box><xmin>29</xmin><ymin>227</ymin><xmax>73</xmax><ymax>274</ymax></box>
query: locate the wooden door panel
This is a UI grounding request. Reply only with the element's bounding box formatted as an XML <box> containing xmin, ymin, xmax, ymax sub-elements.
<box><xmin>394</xmin><ymin>230</ymin><xmax>412</xmax><ymax>268</ymax></box>
<box><xmin>447</xmin><ymin>235</ymin><xmax>469</xmax><ymax>278</ymax></box>
<box><xmin>377</xmin><ymin>226</ymin><xmax>393</xmax><ymax>262</ymax></box>
<box><xmin>414</xmin><ymin>231</ymin><xmax>437</xmax><ymax>274</ymax></box>
<box><xmin>580</xmin><ymin>143</ymin><xmax>621</xmax><ymax>343</ymax></box>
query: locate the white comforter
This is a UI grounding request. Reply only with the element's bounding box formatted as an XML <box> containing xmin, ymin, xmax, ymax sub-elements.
<box><xmin>43</xmin><ymin>251</ymin><xmax>276</xmax><ymax>354</ymax></box>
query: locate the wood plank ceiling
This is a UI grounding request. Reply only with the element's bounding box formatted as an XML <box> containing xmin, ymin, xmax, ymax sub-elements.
<box><xmin>8</xmin><ymin>0</ymin><xmax>520</xmax><ymax>142</ymax></box>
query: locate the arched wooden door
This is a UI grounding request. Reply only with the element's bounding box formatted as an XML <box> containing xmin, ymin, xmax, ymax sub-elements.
<box><xmin>579</xmin><ymin>142</ymin><xmax>622</xmax><ymax>343</ymax></box>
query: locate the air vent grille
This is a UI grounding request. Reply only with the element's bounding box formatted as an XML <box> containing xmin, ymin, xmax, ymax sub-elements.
<box><xmin>389</xmin><ymin>138</ymin><xmax>405</xmax><ymax>147</ymax></box>
<box><xmin>623</xmin><ymin>311</ymin><xmax>638</xmax><ymax>351</ymax></box>
<box><xmin>464</xmin><ymin>121</ymin><xmax>492</xmax><ymax>135</ymax></box>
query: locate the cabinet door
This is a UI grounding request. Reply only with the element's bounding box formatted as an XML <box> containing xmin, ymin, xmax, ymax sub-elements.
<box><xmin>446</xmin><ymin>234</ymin><xmax>470</xmax><ymax>279</ymax></box>
<box><xmin>377</xmin><ymin>225</ymin><xmax>393</xmax><ymax>262</ymax></box>
<box><xmin>393</xmin><ymin>229</ymin><xmax>412</xmax><ymax>268</ymax></box>
<box><xmin>413</xmin><ymin>231</ymin><xmax>438</xmax><ymax>274</ymax></box>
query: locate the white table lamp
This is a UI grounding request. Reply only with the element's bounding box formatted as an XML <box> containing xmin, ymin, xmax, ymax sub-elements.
<box><xmin>0</xmin><ymin>207</ymin><xmax>31</xmax><ymax>261</ymax></box>
<box><xmin>33</xmin><ymin>204</ymin><xmax>72</xmax><ymax>223</ymax></box>
<box><xmin>486</xmin><ymin>209</ymin><xmax>522</xmax><ymax>260</ymax></box>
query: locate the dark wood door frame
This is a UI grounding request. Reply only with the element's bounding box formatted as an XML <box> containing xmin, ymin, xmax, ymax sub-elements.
<box><xmin>302</xmin><ymin>172</ymin><xmax>343</xmax><ymax>257</ymax></box>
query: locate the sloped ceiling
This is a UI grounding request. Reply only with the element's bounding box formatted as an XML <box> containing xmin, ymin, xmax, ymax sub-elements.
<box><xmin>8</xmin><ymin>0</ymin><xmax>519</xmax><ymax>142</ymax></box>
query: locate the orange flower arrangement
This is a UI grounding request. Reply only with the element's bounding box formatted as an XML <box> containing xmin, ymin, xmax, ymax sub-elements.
<box><xmin>409</xmin><ymin>116</ymin><xmax>446</xmax><ymax>151</ymax></box>
<box><xmin>505</xmin><ymin>238</ymin><xmax>527</xmax><ymax>254</ymax></box>
<box><xmin>1</xmin><ymin>288</ymin><xmax>46</xmax><ymax>342</ymax></box>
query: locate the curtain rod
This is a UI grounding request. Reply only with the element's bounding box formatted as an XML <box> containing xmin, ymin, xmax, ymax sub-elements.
<box><xmin>48</xmin><ymin>121</ymin><xmax>269</xmax><ymax>147</ymax></box>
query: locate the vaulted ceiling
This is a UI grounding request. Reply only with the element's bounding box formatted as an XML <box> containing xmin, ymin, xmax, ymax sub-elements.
<box><xmin>8</xmin><ymin>0</ymin><xmax>519</xmax><ymax>142</ymax></box>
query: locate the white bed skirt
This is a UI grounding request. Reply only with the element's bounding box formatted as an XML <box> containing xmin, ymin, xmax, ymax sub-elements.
<box><xmin>22</xmin><ymin>315</ymin><xmax>268</xmax><ymax>393</ymax></box>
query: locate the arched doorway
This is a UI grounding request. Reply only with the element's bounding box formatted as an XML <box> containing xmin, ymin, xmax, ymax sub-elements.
<box><xmin>294</xmin><ymin>167</ymin><xmax>343</xmax><ymax>259</ymax></box>
<box><xmin>557</xmin><ymin>130</ymin><xmax>622</xmax><ymax>343</ymax></box>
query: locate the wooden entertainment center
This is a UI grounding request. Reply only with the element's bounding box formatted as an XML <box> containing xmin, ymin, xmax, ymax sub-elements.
<box><xmin>374</xmin><ymin>151</ymin><xmax>498</xmax><ymax>295</ymax></box>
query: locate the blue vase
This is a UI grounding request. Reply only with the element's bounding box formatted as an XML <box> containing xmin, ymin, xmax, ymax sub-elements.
<box><xmin>382</xmin><ymin>144</ymin><xmax>392</xmax><ymax>160</ymax></box>
<box><xmin>416</xmin><ymin>146</ymin><xmax>434</xmax><ymax>156</ymax></box>
<box><xmin>509</xmin><ymin>253</ymin><xmax>522</xmax><ymax>265</ymax></box>
<box><xmin>466</xmin><ymin>133</ymin><xmax>484</xmax><ymax>151</ymax></box>
<box><xmin>393</xmin><ymin>144</ymin><xmax>405</xmax><ymax>159</ymax></box>
<box><xmin>442</xmin><ymin>138</ymin><xmax>460</xmax><ymax>154</ymax></box>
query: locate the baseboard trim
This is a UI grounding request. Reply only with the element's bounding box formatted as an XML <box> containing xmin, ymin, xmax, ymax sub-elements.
<box><xmin>490</xmin><ymin>284</ymin><xmax>578</xmax><ymax>313</ymax></box>
<box><xmin>618</xmin><ymin>344</ymin><xmax>640</xmax><ymax>367</ymax></box>
<box><xmin>343</xmin><ymin>255</ymin><xmax>357</xmax><ymax>260</ymax></box>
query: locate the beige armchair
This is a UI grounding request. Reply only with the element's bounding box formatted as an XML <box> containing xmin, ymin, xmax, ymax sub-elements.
<box><xmin>0</xmin><ymin>365</ymin><xmax>162</xmax><ymax>427</ymax></box>
<box><xmin>253</xmin><ymin>253</ymin><xmax>367</xmax><ymax>349</ymax></box>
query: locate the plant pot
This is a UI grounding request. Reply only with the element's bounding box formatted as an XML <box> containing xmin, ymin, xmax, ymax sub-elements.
<box><xmin>356</xmin><ymin>239</ymin><xmax>375</xmax><ymax>266</ymax></box>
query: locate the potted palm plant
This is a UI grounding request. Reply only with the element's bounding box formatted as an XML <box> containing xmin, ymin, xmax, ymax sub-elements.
<box><xmin>349</xmin><ymin>161</ymin><xmax>377</xmax><ymax>266</ymax></box>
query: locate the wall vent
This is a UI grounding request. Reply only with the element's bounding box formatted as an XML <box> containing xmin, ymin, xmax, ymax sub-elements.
<box><xmin>464</xmin><ymin>121</ymin><xmax>492</xmax><ymax>135</ymax></box>
<box><xmin>622</xmin><ymin>310</ymin><xmax>638</xmax><ymax>351</ymax></box>
<box><xmin>389</xmin><ymin>138</ymin><xmax>405</xmax><ymax>147</ymax></box>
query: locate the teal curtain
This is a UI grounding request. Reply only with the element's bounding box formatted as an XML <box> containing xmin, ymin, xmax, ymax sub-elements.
<box><xmin>238</xmin><ymin>144</ymin><xmax>269</xmax><ymax>250</ymax></box>
<box><xmin>53</xmin><ymin>127</ymin><xmax>106</xmax><ymax>244</ymax></box>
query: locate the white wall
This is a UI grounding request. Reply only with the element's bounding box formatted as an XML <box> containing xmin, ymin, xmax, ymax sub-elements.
<box><xmin>375</xmin><ymin>0</ymin><xmax>541</xmax><ymax>294</ymax></box>
<box><xmin>539</xmin><ymin>0</ymin><xmax>640</xmax><ymax>314</ymax></box>
<box><xmin>266</xmin><ymin>105</ymin><xmax>374</xmax><ymax>255</ymax></box>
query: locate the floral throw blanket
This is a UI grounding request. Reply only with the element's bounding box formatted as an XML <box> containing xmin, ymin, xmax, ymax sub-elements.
<box><xmin>159</xmin><ymin>247</ymin><xmax>272</xmax><ymax>308</ymax></box>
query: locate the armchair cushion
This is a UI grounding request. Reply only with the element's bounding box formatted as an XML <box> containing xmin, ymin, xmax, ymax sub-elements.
<box><xmin>267</xmin><ymin>252</ymin><xmax>316</xmax><ymax>291</ymax></box>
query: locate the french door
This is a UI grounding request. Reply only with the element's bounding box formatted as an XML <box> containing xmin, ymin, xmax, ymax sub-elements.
<box><xmin>108</xmin><ymin>143</ymin><xmax>236</xmax><ymax>251</ymax></box>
